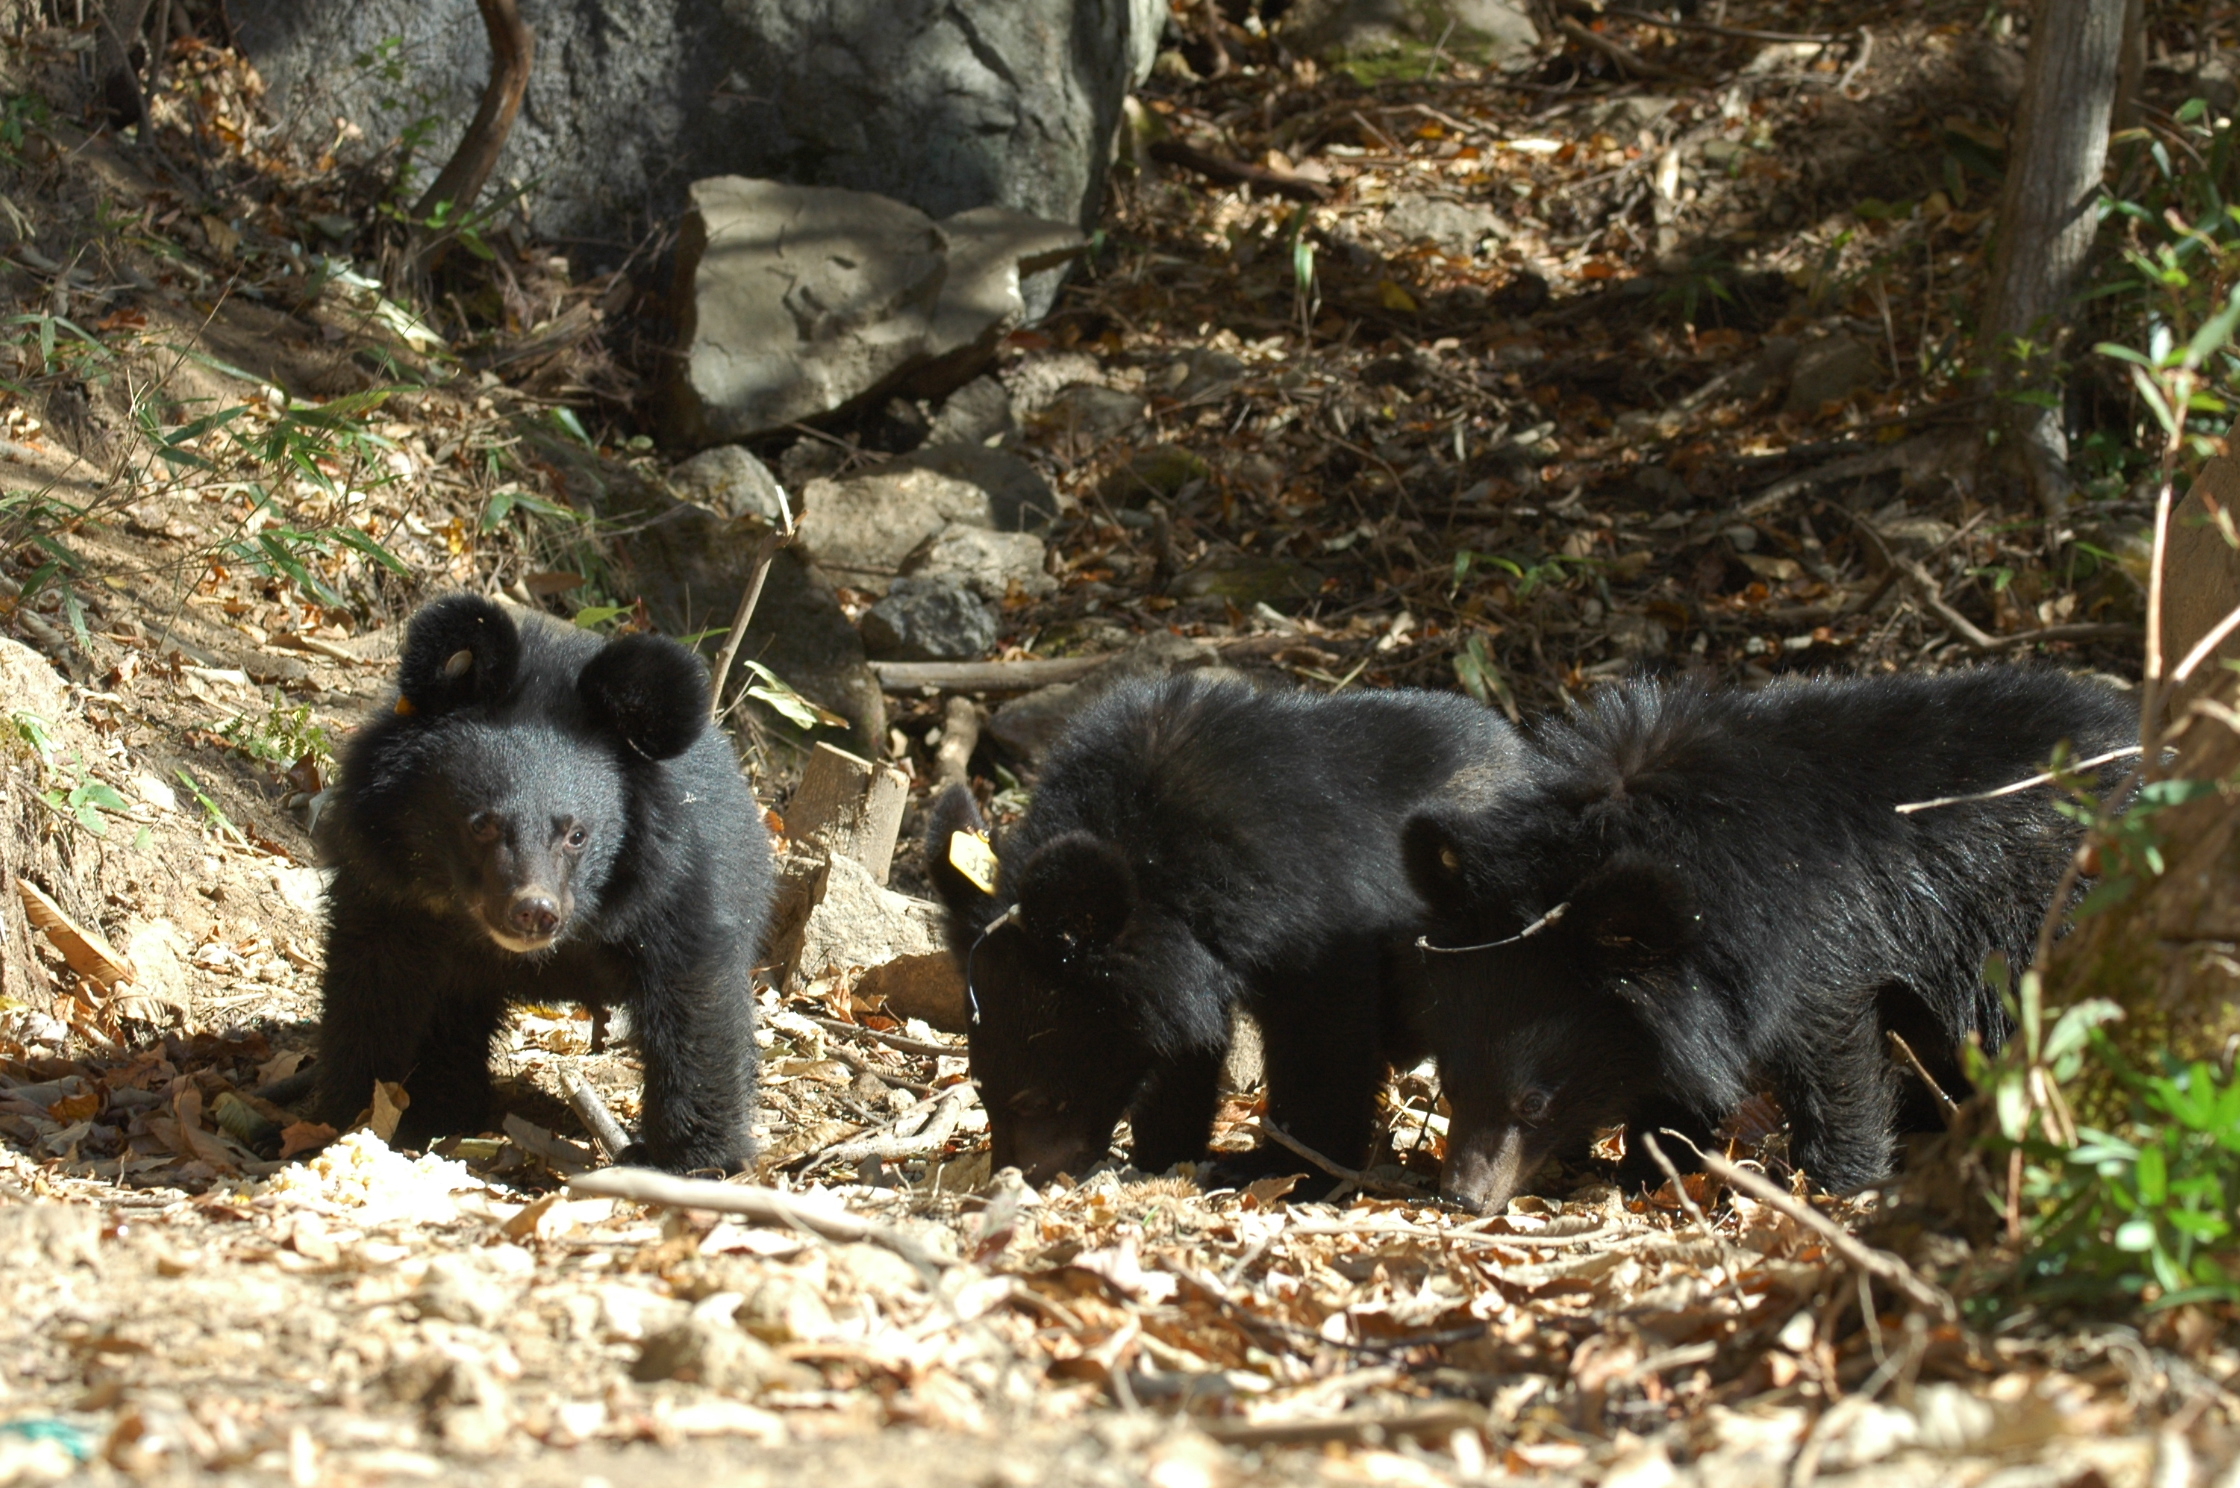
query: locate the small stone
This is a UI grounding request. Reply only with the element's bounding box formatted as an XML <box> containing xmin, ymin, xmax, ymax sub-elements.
<box><xmin>1034</xmin><ymin>382</ymin><xmax>1149</xmax><ymax>445</ymax></box>
<box><xmin>632</xmin><ymin>1316</ymin><xmax>788</xmax><ymax>1391</ymax></box>
<box><xmin>904</xmin><ymin>524</ymin><xmax>1054</xmax><ymax>600</ymax></box>
<box><xmin>925</xmin><ymin>375</ymin><xmax>1016</xmax><ymax>448</ymax></box>
<box><xmin>859</xmin><ymin>576</ymin><xmax>999</xmax><ymax>662</ymax></box>
<box><xmin>894</xmin><ymin>444</ymin><xmax>1057</xmax><ymax>531</ymax></box>
<box><xmin>854</xmin><ymin>951</ymin><xmax>970</xmax><ymax>1034</ymax></box>
<box><xmin>787</xmin><ymin>852</ymin><xmax>947</xmax><ymax>985</ymax></box>
<box><xmin>1783</xmin><ymin>335</ymin><xmax>1880</xmax><ymax>414</ymax></box>
<box><xmin>1159</xmin><ymin>348</ymin><xmax>1247</xmax><ymax>402</ymax></box>
<box><xmin>670</xmin><ymin>445</ymin><xmax>789</xmax><ymax>524</ymax></box>
<box><xmin>1384</xmin><ymin>197</ymin><xmax>1507</xmax><ymax>256</ymax></box>
<box><xmin>415</xmin><ymin>1254</ymin><xmax>513</xmax><ymax>1328</ymax></box>
<box><xmin>668</xmin><ymin>178</ymin><xmax>1084</xmax><ymax>443</ymax></box>
<box><xmin>1281</xmin><ymin>0</ymin><xmax>1539</xmax><ymax>75</ymax></box>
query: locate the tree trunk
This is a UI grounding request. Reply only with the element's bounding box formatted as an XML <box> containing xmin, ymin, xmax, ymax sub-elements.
<box><xmin>410</xmin><ymin>0</ymin><xmax>533</xmax><ymax>268</ymax></box>
<box><xmin>2050</xmin><ymin>678</ymin><xmax>2240</xmax><ymax>1116</ymax></box>
<box><xmin>93</xmin><ymin>0</ymin><xmax>154</xmax><ymax>136</ymax></box>
<box><xmin>2051</xmin><ymin>434</ymin><xmax>2240</xmax><ymax>1112</ymax></box>
<box><xmin>1978</xmin><ymin>0</ymin><xmax>2131</xmax><ymax>519</ymax></box>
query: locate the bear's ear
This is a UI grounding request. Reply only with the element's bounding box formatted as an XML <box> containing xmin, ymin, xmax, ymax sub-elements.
<box><xmin>1402</xmin><ymin>809</ymin><xmax>1480</xmax><ymax>921</ymax></box>
<box><xmin>398</xmin><ymin>595</ymin><xmax>520</xmax><ymax>716</ymax></box>
<box><xmin>1013</xmin><ymin>832</ymin><xmax>1136</xmax><ymax>955</ymax></box>
<box><xmin>578</xmin><ymin>634</ymin><xmax>709</xmax><ymax>760</ymax></box>
<box><xmin>1566</xmin><ymin>856</ymin><xmax>1695</xmax><ymax>972</ymax></box>
<box><xmin>925</xmin><ymin>782</ymin><xmax>1002</xmax><ymax>923</ymax></box>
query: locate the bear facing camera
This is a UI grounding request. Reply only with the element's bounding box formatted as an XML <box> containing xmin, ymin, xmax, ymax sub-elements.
<box><xmin>309</xmin><ymin>594</ymin><xmax>774</xmax><ymax>1174</ymax></box>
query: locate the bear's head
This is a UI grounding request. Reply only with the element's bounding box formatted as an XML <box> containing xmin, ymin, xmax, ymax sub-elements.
<box><xmin>384</xmin><ymin>597</ymin><xmax>713</xmax><ymax>954</ymax></box>
<box><xmin>1402</xmin><ymin>805</ymin><xmax>1697</xmax><ymax>1213</ymax></box>
<box><xmin>926</xmin><ymin>782</ymin><xmax>1229</xmax><ymax>1184</ymax></box>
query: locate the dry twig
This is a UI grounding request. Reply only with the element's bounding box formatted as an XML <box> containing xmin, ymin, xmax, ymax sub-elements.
<box><xmin>1669</xmin><ymin>1134</ymin><xmax>1957</xmax><ymax>1323</ymax></box>
<box><xmin>567</xmin><ymin>1166</ymin><xmax>952</xmax><ymax>1273</ymax></box>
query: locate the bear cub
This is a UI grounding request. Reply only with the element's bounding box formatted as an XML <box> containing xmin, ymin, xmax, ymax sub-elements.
<box><xmin>926</xmin><ymin>672</ymin><xmax>1529</xmax><ymax>1188</ymax></box>
<box><xmin>1403</xmin><ymin>667</ymin><xmax>2134</xmax><ymax>1213</ymax></box>
<box><xmin>311</xmin><ymin>595</ymin><xmax>774</xmax><ymax>1173</ymax></box>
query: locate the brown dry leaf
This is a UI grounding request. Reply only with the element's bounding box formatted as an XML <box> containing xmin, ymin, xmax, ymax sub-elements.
<box><xmin>369</xmin><ymin>1081</ymin><xmax>410</xmax><ymax>1142</ymax></box>
<box><xmin>278</xmin><ymin>1120</ymin><xmax>336</xmax><ymax>1160</ymax></box>
<box><xmin>18</xmin><ymin>880</ymin><xmax>136</xmax><ymax>989</ymax></box>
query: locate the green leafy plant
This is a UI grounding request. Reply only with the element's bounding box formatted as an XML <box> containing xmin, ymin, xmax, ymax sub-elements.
<box><xmin>220</xmin><ymin>690</ymin><xmax>334</xmax><ymax>773</ymax></box>
<box><xmin>1451</xmin><ymin>549</ymin><xmax>1587</xmax><ymax>599</ymax></box>
<box><xmin>41</xmin><ymin>771</ymin><xmax>129</xmax><ymax>836</ymax></box>
<box><xmin>734</xmin><ymin>660</ymin><xmax>846</xmax><ymax>731</ymax></box>
<box><xmin>1995</xmin><ymin>1023</ymin><xmax>2240</xmax><ymax>1310</ymax></box>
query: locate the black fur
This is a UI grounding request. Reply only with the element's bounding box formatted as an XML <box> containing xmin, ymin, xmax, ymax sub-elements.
<box><xmin>311</xmin><ymin>596</ymin><xmax>773</xmax><ymax>1173</ymax></box>
<box><xmin>1403</xmin><ymin>667</ymin><xmax>2136</xmax><ymax>1211</ymax></box>
<box><xmin>925</xmin><ymin>673</ymin><xmax>1528</xmax><ymax>1187</ymax></box>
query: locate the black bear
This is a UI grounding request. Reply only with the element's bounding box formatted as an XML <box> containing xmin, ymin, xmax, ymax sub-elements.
<box><xmin>1402</xmin><ymin>667</ymin><xmax>2135</xmax><ymax>1213</ymax></box>
<box><xmin>926</xmin><ymin>672</ymin><xmax>1529</xmax><ymax>1187</ymax></box>
<box><xmin>310</xmin><ymin>594</ymin><xmax>773</xmax><ymax>1173</ymax></box>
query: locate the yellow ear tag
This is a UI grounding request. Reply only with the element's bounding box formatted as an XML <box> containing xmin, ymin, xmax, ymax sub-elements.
<box><xmin>947</xmin><ymin>829</ymin><xmax>1000</xmax><ymax>896</ymax></box>
<box><xmin>394</xmin><ymin>696</ymin><xmax>416</xmax><ymax>716</ymax></box>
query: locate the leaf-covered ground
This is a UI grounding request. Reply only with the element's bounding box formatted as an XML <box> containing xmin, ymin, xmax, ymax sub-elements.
<box><xmin>1</xmin><ymin>3</ymin><xmax>2235</xmax><ymax>1484</ymax></box>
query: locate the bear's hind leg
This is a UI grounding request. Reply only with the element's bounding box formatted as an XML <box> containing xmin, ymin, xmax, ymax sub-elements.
<box><xmin>1778</xmin><ymin>994</ymin><xmax>1901</xmax><ymax>1194</ymax></box>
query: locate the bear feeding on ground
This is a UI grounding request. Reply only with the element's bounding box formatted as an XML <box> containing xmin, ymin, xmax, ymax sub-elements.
<box><xmin>1402</xmin><ymin>667</ymin><xmax>2135</xmax><ymax>1213</ymax></box>
<box><xmin>926</xmin><ymin>672</ymin><xmax>1530</xmax><ymax>1188</ymax></box>
<box><xmin>311</xmin><ymin>594</ymin><xmax>773</xmax><ymax>1173</ymax></box>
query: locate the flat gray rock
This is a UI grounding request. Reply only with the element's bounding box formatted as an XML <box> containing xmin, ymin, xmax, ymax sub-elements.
<box><xmin>793</xmin><ymin>463</ymin><xmax>998</xmax><ymax>593</ymax></box>
<box><xmin>668</xmin><ymin>178</ymin><xmax>1085</xmax><ymax>443</ymax></box>
<box><xmin>859</xmin><ymin>576</ymin><xmax>999</xmax><ymax>662</ymax></box>
<box><xmin>904</xmin><ymin>525</ymin><xmax>1054</xmax><ymax>601</ymax></box>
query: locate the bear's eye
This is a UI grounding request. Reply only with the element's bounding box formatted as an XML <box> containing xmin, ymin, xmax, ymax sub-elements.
<box><xmin>1513</xmin><ymin>1089</ymin><xmax>1554</xmax><ymax>1124</ymax></box>
<box><xmin>468</xmin><ymin>814</ymin><xmax>502</xmax><ymax>843</ymax></box>
<box><xmin>563</xmin><ymin>825</ymin><xmax>589</xmax><ymax>851</ymax></box>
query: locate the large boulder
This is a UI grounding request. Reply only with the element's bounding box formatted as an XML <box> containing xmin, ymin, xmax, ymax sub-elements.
<box><xmin>231</xmin><ymin>0</ymin><xmax>1165</xmax><ymax>292</ymax></box>
<box><xmin>666</xmin><ymin>179</ymin><xmax>1084</xmax><ymax>443</ymax></box>
<box><xmin>1280</xmin><ymin>0</ymin><xmax>1539</xmax><ymax>78</ymax></box>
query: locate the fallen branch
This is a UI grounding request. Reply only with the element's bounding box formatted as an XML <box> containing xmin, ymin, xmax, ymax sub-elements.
<box><xmin>568</xmin><ymin>1166</ymin><xmax>952</xmax><ymax>1272</ymax></box>
<box><xmin>810</xmin><ymin>1015</ymin><xmax>962</xmax><ymax>1058</ymax></box>
<box><xmin>804</xmin><ymin>1082</ymin><xmax>975</xmax><ymax>1171</ymax></box>
<box><xmin>1554</xmin><ymin>17</ymin><xmax>1697</xmax><ymax>82</ymax></box>
<box><xmin>562</xmin><ymin>1068</ymin><xmax>631</xmax><ymax>1161</ymax></box>
<box><xmin>1894</xmin><ymin>744</ymin><xmax>2143</xmax><ymax>814</ymax></box>
<box><xmin>820</xmin><ymin>1042</ymin><xmax>935</xmax><ymax>1096</ymax></box>
<box><xmin>1668</xmin><ymin>1134</ymin><xmax>1957</xmax><ymax>1323</ymax></box>
<box><xmin>1254</xmin><ymin>1121</ymin><xmax>1426</xmax><ymax>1199</ymax></box>
<box><xmin>872</xmin><ymin>657</ymin><xmax>1105</xmax><ymax>692</ymax></box>
<box><xmin>1148</xmin><ymin>140</ymin><xmax>1331</xmax><ymax>202</ymax></box>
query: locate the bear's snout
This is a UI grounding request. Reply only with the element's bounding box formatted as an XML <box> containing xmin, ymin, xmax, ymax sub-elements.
<box><xmin>509</xmin><ymin>893</ymin><xmax>561</xmax><ymax>939</ymax></box>
<box><xmin>477</xmin><ymin>884</ymin><xmax>572</xmax><ymax>953</ymax></box>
